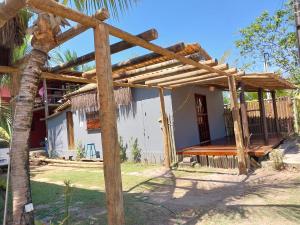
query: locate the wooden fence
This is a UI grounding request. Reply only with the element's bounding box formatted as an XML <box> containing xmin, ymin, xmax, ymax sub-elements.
<box><xmin>224</xmin><ymin>97</ymin><xmax>295</xmax><ymax>137</ymax></box>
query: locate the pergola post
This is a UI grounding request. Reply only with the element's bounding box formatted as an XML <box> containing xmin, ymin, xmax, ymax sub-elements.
<box><xmin>228</xmin><ymin>75</ymin><xmax>247</xmax><ymax>175</ymax></box>
<box><xmin>258</xmin><ymin>88</ymin><xmax>269</xmax><ymax>145</ymax></box>
<box><xmin>239</xmin><ymin>82</ymin><xmax>250</xmax><ymax>147</ymax></box>
<box><xmin>94</xmin><ymin>23</ymin><xmax>125</xmax><ymax>225</ymax></box>
<box><xmin>271</xmin><ymin>91</ymin><xmax>280</xmax><ymax>135</ymax></box>
<box><xmin>159</xmin><ymin>88</ymin><xmax>171</xmax><ymax>168</ymax></box>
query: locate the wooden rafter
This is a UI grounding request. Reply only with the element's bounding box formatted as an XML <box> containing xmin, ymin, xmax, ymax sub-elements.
<box><xmin>160</xmin><ymin>68</ymin><xmax>238</xmax><ymax>87</ymax></box>
<box><xmin>114</xmin><ymin>52</ymin><xmax>203</xmax><ymax>81</ymax></box>
<box><xmin>143</xmin><ymin>62</ymin><xmax>225</xmax><ymax>85</ymax></box>
<box><xmin>128</xmin><ymin>59</ymin><xmax>218</xmax><ymax>84</ymax></box>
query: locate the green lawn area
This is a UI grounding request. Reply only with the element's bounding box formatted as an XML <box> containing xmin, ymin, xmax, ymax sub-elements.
<box><xmin>1</xmin><ymin>163</ymin><xmax>300</xmax><ymax>225</ymax></box>
<box><xmin>29</xmin><ymin>163</ymin><xmax>176</xmax><ymax>224</ymax></box>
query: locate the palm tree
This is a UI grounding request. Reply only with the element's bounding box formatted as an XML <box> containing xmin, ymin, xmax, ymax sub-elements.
<box><xmin>0</xmin><ymin>1</ymin><xmax>138</xmax><ymax>224</ymax></box>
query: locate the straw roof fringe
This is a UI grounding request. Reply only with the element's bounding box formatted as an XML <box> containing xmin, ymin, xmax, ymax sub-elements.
<box><xmin>70</xmin><ymin>87</ymin><xmax>132</xmax><ymax>113</ymax></box>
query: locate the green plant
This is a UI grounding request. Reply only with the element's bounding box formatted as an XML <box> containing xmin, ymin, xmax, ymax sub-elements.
<box><xmin>270</xmin><ymin>149</ymin><xmax>285</xmax><ymax>170</ymax></box>
<box><xmin>119</xmin><ymin>136</ymin><xmax>128</xmax><ymax>163</ymax></box>
<box><xmin>130</xmin><ymin>138</ymin><xmax>141</xmax><ymax>163</ymax></box>
<box><xmin>63</xmin><ymin>180</ymin><xmax>72</xmax><ymax>225</ymax></box>
<box><xmin>75</xmin><ymin>141</ymin><xmax>85</xmax><ymax>160</ymax></box>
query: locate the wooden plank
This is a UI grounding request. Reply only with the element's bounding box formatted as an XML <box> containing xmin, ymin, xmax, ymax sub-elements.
<box><xmin>159</xmin><ymin>88</ymin><xmax>171</xmax><ymax>167</ymax></box>
<box><xmin>27</xmin><ymin>0</ymin><xmax>230</xmax><ymax>77</ymax></box>
<box><xmin>258</xmin><ymin>88</ymin><xmax>269</xmax><ymax>145</ymax></box>
<box><xmin>271</xmin><ymin>91</ymin><xmax>280</xmax><ymax>134</ymax></box>
<box><xmin>50</xmin><ymin>29</ymin><xmax>158</xmax><ymax>72</ymax></box>
<box><xmin>142</xmin><ymin>61</ymin><xmax>224</xmax><ymax>85</ymax></box>
<box><xmin>93</xmin><ymin>22</ymin><xmax>125</xmax><ymax>225</ymax></box>
<box><xmin>239</xmin><ymin>82</ymin><xmax>250</xmax><ymax>147</ymax></box>
<box><xmin>228</xmin><ymin>75</ymin><xmax>247</xmax><ymax>174</ymax></box>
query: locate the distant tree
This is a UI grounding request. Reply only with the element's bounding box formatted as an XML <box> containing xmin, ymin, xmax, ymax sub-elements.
<box><xmin>51</xmin><ymin>49</ymin><xmax>95</xmax><ymax>72</ymax></box>
<box><xmin>235</xmin><ymin>1</ymin><xmax>299</xmax><ymax>83</ymax></box>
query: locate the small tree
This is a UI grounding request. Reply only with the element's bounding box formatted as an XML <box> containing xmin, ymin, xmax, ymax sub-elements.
<box><xmin>130</xmin><ymin>138</ymin><xmax>141</xmax><ymax>163</ymax></box>
<box><xmin>235</xmin><ymin>1</ymin><xmax>299</xmax><ymax>82</ymax></box>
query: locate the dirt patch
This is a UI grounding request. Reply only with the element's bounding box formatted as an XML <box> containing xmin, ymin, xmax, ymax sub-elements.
<box><xmin>145</xmin><ymin>168</ymin><xmax>300</xmax><ymax>225</ymax></box>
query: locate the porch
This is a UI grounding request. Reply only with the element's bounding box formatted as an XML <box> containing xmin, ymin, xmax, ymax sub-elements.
<box><xmin>177</xmin><ymin>134</ymin><xmax>284</xmax><ymax>158</ymax></box>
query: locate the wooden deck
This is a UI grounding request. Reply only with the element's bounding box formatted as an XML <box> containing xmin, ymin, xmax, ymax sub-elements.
<box><xmin>177</xmin><ymin>135</ymin><xmax>284</xmax><ymax>157</ymax></box>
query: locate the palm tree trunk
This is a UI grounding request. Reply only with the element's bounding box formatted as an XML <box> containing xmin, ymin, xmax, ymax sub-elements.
<box><xmin>10</xmin><ymin>49</ymin><xmax>48</xmax><ymax>225</ymax></box>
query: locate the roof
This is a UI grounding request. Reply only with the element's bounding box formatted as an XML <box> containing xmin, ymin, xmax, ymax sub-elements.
<box><xmin>79</xmin><ymin>42</ymin><xmax>295</xmax><ymax>91</ymax></box>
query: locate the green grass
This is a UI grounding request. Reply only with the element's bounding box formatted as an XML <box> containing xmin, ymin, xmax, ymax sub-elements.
<box><xmin>29</xmin><ymin>163</ymin><xmax>172</xmax><ymax>224</ymax></box>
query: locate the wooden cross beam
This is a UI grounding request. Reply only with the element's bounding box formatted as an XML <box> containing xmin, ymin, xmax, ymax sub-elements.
<box><xmin>83</xmin><ymin>42</ymin><xmax>187</xmax><ymax>79</ymax></box>
<box><xmin>27</xmin><ymin>0</ymin><xmax>231</xmax><ymax>77</ymax></box>
<box><xmin>50</xmin><ymin>29</ymin><xmax>159</xmax><ymax>72</ymax></box>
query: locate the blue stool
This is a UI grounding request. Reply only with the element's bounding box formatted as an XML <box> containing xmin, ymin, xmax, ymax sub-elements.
<box><xmin>86</xmin><ymin>143</ymin><xmax>97</xmax><ymax>159</ymax></box>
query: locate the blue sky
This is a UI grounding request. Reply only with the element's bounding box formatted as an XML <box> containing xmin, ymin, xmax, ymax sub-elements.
<box><xmin>56</xmin><ymin>0</ymin><xmax>286</xmax><ymax>70</ymax></box>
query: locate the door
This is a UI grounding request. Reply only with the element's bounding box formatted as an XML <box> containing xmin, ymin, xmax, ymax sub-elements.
<box><xmin>66</xmin><ymin>111</ymin><xmax>75</xmax><ymax>150</ymax></box>
<box><xmin>195</xmin><ymin>94</ymin><xmax>211</xmax><ymax>144</ymax></box>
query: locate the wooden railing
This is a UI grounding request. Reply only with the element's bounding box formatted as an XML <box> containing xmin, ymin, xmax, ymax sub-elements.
<box><xmin>224</xmin><ymin>96</ymin><xmax>295</xmax><ymax>137</ymax></box>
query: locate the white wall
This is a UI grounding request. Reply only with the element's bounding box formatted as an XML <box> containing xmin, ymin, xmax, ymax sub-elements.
<box><xmin>171</xmin><ymin>85</ymin><xmax>226</xmax><ymax>149</ymax></box>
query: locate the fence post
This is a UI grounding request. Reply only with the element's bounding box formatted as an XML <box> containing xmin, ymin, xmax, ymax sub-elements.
<box><xmin>293</xmin><ymin>98</ymin><xmax>299</xmax><ymax>134</ymax></box>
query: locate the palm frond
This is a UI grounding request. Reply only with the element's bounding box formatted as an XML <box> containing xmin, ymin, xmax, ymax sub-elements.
<box><xmin>61</xmin><ymin>0</ymin><xmax>139</xmax><ymax>19</ymax></box>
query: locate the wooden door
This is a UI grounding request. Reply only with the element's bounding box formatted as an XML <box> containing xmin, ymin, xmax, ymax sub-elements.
<box><xmin>195</xmin><ymin>94</ymin><xmax>211</xmax><ymax>143</ymax></box>
<box><xmin>66</xmin><ymin>111</ymin><xmax>75</xmax><ymax>150</ymax></box>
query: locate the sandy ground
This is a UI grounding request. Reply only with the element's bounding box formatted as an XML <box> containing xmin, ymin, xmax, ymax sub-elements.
<box><xmin>143</xmin><ymin>167</ymin><xmax>300</xmax><ymax>225</ymax></box>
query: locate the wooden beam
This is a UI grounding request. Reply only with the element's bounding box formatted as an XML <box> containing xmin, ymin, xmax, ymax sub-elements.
<box><xmin>258</xmin><ymin>88</ymin><xmax>269</xmax><ymax>145</ymax></box>
<box><xmin>271</xmin><ymin>91</ymin><xmax>280</xmax><ymax>135</ymax></box>
<box><xmin>114</xmin><ymin>53</ymin><xmax>209</xmax><ymax>80</ymax></box>
<box><xmin>41</xmin><ymin>72</ymin><xmax>96</xmax><ymax>84</ymax></box>
<box><xmin>0</xmin><ymin>66</ymin><xmax>19</xmax><ymax>74</ymax></box>
<box><xmin>239</xmin><ymin>82</ymin><xmax>250</xmax><ymax>147</ymax></box>
<box><xmin>164</xmin><ymin>68</ymin><xmax>237</xmax><ymax>87</ymax></box>
<box><xmin>228</xmin><ymin>75</ymin><xmax>247</xmax><ymax>175</ymax></box>
<box><xmin>43</xmin><ymin>79</ymin><xmax>49</xmax><ymax>139</ymax></box>
<box><xmin>50</xmin><ymin>29</ymin><xmax>159</xmax><ymax>72</ymax></box>
<box><xmin>53</xmin><ymin>8</ymin><xmax>109</xmax><ymax>48</ymax></box>
<box><xmin>159</xmin><ymin>88</ymin><xmax>171</xmax><ymax>168</ymax></box>
<box><xmin>143</xmin><ymin>62</ymin><xmax>225</xmax><ymax>85</ymax></box>
<box><xmin>27</xmin><ymin>0</ymin><xmax>230</xmax><ymax>77</ymax></box>
<box><xmin>94</xmin><ymin>22</ymin><xmax>125</xmax><ymax>225</ymax></box>
<box><xmin>83</xmin><ymin>42</ymin><xmax>187</xmax><ymax>79</ymax></box>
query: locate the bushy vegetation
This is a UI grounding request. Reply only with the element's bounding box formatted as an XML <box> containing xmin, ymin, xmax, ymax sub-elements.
<box><xmin>130</xmin><ymin>138</ymin><xmax>141</xmax><ymax>163</ymax></box>
<box><xmin>270</xmin><ymin>149</ymin><xmax>285</xmax><ymax>170</ymax></box>
<box><xmin>119</xmin><ymin>136</ymin><xmax>128</xmax><ymax>163</ymax></box>
<box><xmin>75</xmin><ymin>141</ymin><xmax>85</xmax><ymax>160</ymax></box>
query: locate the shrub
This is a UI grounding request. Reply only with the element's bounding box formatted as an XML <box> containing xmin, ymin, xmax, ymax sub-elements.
<box><xmin>119</xmin><ymin>136</ymin><xmax>128</xmax><ymax>163</ymax></box>
<box><xmin>76</xmin><ymin>141</ymin><xmax>85</xmax><ymax>160</ymax></box>
<box><xmin>270</xmin><ymin>149</ymin><xmax>284</xmax><ymax>170</ymax></box>
<box><xmin>130</xmin><ymin>138</ymin><xmax>141</xmax><ymax>163</ymax></box>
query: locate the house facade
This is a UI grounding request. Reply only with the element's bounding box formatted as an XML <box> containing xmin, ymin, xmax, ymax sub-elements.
<box><xmin>47</xmin><ymin>85</ymin><xmax>225</xmax><ymax>163</ymax></box>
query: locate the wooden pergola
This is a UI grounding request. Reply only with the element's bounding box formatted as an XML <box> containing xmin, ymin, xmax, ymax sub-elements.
<box><xmin>0</xmin><ymin>0</ymin><xmax>296</xmax><ymax>224</ymax></box>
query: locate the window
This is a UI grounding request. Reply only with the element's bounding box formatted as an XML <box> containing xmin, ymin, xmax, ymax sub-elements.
<box><xmin>86</xmin><ymin>111</ymin><xmax>101</xmax><ymax>130</ymax></box>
